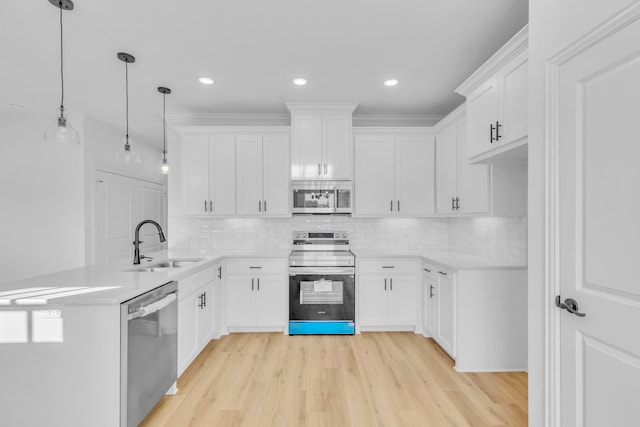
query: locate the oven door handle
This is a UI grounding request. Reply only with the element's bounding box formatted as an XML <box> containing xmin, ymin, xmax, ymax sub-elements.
<box><xmin>289</xmin><ymin>267</ymin><xmax>355</xmax><ymax>275</ymax></box>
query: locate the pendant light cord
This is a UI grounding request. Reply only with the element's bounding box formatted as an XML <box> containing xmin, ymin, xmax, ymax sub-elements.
<box><xmin>163</xmin><ymin>93</ymin><xmax>167</xmax><ymax>156</ymax></box>
<box><xmin>59</xmin><ymin>2</ymin><xmax>65</xmax><ymax>110</ymax></box>
<box><xmin>125</xmin><ymin>60</ymin><xmax>129</xmax><ymax>140</ymax></box>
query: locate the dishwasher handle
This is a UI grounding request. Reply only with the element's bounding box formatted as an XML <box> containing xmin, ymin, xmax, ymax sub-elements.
<box><xmin>128</xmin><ymin>292</ymin><xmax>177</xmax><ymax>320</ymax></box>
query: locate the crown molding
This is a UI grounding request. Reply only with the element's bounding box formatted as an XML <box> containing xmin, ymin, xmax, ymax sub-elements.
<box><xmin>168</xmin><ymin>113</ymin><xmax>290</xmax><ymax>127</ymax></box>
<box><xmin>285</xmin><ymin>102</ymin><xmax>358</xmax><ymax>113</ymax></box>
<box><xmin>455</xmin><ymin>24</ymin><xmax>529</xmax><ymax>97</ymax></box>
<box><xmin>433</xmin><ymin>103</ymin><xmax>466</xmax><ymax>132</ymax></box>
<box><xmin>353</xmin><ymin>114</ymin><xmax>443</xmax><ymax>127</ymax></box>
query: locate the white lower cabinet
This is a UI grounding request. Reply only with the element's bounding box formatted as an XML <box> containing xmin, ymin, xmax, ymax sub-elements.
<box><xmin>358</xmin><ymin>258</ymin><xmax>419</xmax><ymax>330</ymax></box>
<box><xmin>422</xmin><ymin>263</ymin><xmax>438</xmax><ymax>337</ymax></box>
<box><xmin>434</xmin><ymin>267</ymin><xmax>455</xmax><ymax>357</ymax></box>
<box><xmin>177</xmin><ymin>264</ymin><xmax>219</xmax><ymax>376</ymax></box>
<box><xmin>421</xmin><ymin>261</ymin><xmax>527</xmax><ymax>372</ymax></box>
<box><xmin>225</xmin><ymin>258</ymin><xmax>286</xmax><ymax>331</ymax></box>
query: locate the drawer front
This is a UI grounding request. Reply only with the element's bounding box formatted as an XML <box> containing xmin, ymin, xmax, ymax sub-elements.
<box><xmin>358</xmin><ymin>258</ymin><xmax>419</xmax><ymax>274</ymax></box>
<box><xmin>226</xmin><ymin>258</ymin><xmax>287</xmax><ymax>275</ymax></box>
<box><xmin>179</xmin><ymin>265</ymin><xmax>217</xmax><ymax>299</ymax></box>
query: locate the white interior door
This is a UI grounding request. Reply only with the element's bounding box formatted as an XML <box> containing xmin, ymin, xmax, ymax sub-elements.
<box><xmin>94</xmin><ymin>170</ymin><xmax>166</xmax><ymax>265</ymax></box>
<box><xmin>554</xmin><ymin>15</ymin><xmax>640</xmax><ymax>427</ymax></box>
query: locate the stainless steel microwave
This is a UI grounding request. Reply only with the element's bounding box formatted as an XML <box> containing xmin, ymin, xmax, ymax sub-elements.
<box><xmin>291</xmin><ymin>181</ymin><xmax>352</xmax><ymax>214</ymax></box>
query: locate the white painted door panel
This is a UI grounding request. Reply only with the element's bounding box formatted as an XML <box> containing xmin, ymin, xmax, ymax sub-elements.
<box><xmin>466</xmin><ymin>77</ymin><xmax>498</xmax><ymax>159</ymax></box>
<box><xmin>226</xmin><ymin>275</ymin><xmax>255</xmax><ymax>327</ymax></box>
<box><xmin>358</xmin><ymin>274</ymin><xmax>388</xmax><ymax>326</ymax></box>
<box><xmin>181</xmin><ymin>135</ymin><xmax>210</xmax><ymax>215</ymax></box>
<box><xmin>556</xmin><ymin>16</ymin><xmax>640</xmax><ymax>427</ymax></box>
<box><xmin>395</xmin><ymin>136</ymin><xmax>435</xmax><ymax>215</ymax></box>
<box><xmin>387</xmin><ymin>274</ymin><xmax>417</xmax><ymax>326</ymax></box>
<box><xmin>457</xmin><ymin>120</ymin><xmax>490</xmax><ymax>214</ymax></box>
<box><xmin>293</xmin><ymin>114</ymin><xmax>323</xmax><ymax>179</ymax></box>
<box><xmin>254</xmin><ymin>276</ymin><xmax>284</xmax><ymax>327</ymax></box>
<box><xmin>436</xmin><ymin>271</ymin><xmax>454</xmax><ymax>356</ymax></box>
<box><xmin>262</xmin><ymin>136</ymin><xmax>290</xmax><ymax>216</ymax></box>
<box><xmin>323</xmin><ymin>114</ymin><xmax>351</xmax><ymax>179</ymax></box>
<box><xmin>435</xmin><ymin>124</ymin><xmax>458</xmax><ymax>214</ymax></box>
<box><xmin>94</xmin><ymin>171</ymin><xmax>165</xmax><ymax>265</ymax></box>
<box><xmin>499</xmin><ymin>51</ymin><xmax>528</xmax><ymax>145</ymax></box>
<box><xmin>210</xmin><ymin>136</ymin><xmax>236</xmax><ymax>215</ymax></box>
<box><xmin>354</xmin><ymin>136</ymin><xmax>395</xmax><ymax>215</ymax></box>
<box><xmin>235</xmin><ymin>136</ymin><xmax>263</xmax><ymax>215</ymax></box>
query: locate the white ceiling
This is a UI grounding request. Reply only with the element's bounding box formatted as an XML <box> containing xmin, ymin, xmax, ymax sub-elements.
<box><xmin>1</xmin><ymin>0</ymin><xmax>528</xmax><ymax>142</ymax></box>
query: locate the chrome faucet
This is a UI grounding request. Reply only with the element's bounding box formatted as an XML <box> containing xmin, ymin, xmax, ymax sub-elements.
<box><xmin>133</xmin><ymin>220</ymin><xmax>166</xmax><ymax>264</ymax></box>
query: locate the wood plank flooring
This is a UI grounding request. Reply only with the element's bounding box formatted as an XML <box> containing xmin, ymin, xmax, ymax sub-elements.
<box><xmin>140</xmin><ymin>333</ymin><xmax>527</xmax><ymax>427</ymax></box>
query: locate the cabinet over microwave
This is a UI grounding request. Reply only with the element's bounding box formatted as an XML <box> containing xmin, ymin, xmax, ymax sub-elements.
<box><xmin>292</xmin><ymin>181</ymin><xmax>352</xmax><ymax>214</ymax></box>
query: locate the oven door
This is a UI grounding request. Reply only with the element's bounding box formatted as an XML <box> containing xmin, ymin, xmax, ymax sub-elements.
<box><xmin>289</xmin><ymin>267</ymin><xmax>355</xmax><ymax>321</ymax></box>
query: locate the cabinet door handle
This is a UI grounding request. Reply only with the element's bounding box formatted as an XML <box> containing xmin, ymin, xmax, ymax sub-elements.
<box><xmin>382</xmin><ymin>266</ymin><xmax>395</xmax><ymax>269</ymax></box>
<box><xmin>263</xmin><ymin>200</ymin><xmax>267</xmax><ymax>212</ymax></box>
<box><xmin>251</xmin><ymin>278</ymin><xmax>254</xmax><ymax>291</ymax></box>
<box><xmin>390</xmin><ymin>200</ymin><xmax>393</xmax><ymax>212</ymax></box>
<box><xmin>390</xmin><ymin>278</ymin><xmax>393</xmax><ymax>291</ymax></box>
<box><xmin>258</xmin><ymin>200</ymin><xmax>262</xmax><ymax>212</ymax></box>
<box><xmin>423</xmin><ymin>268</ymin><xmax>431</xmax><ymax>272</ymax></box>
<box><xmin>490</xmin><ymin>123</ymin><xmax>496</xmax><ymax>143</ymax></box>
<box><xmin>430</xmin><ymin>284</ymin><xmax>435</xmax><ymax>298</ymax></box>
<box><xmin>249</xmin><ymin>266</ymin><xmax>262</xmax><ymax>269</ymax></box>
<box><xmin>452</xmin><ymin>197</ymin><xmax>456</xmax><ymax>211</ymax></box>
<box><xmin>438</xmin><ymin>271</ymin><xmax>447</xmax><ymax>276</ymax></box>
<box><xmin>496</xmin><ymin>121</ymin><xmax>502</xmax><ymax>141</ymax></box>
<box><xmin>198</xmin><ymin>293</ymin><xmax>204</xmax><ymax>309</ymax></box>
<box><xmin>455</xmin><ymin>197</ymin><xmax>460</xmax><ymax>211</ymax></box>
<box><xmin>384</xmin><ymin>278</ymin><xmax>387</xmax><ymax>291</ymax></box>
<box><xmin>318</xmin><ymin>164</ymin><xmax>322</xmax><ymax>176</ymax></box>
<box><xmin>397</xmin><ymin>200</ymin><xmax>400</xmax><ymax>212</ymax></box>
<box><xmin>203</xmin><ymin>291</ymin><xmax>206</xmax><ymax>307</ymax></box>
<box><xmin>217</xmin><ymin>266</ymin><xmax>222</xmax><ymax>279</ymax></box>
<box><xmin>257</xmin><ymin>278</ymin><xmax>260</xmax><ymax>291</ymax></box>
<box><xmin>204</xmin><ymin>200</ymin><xmax>208</xmax><ymax>212</ymax></box>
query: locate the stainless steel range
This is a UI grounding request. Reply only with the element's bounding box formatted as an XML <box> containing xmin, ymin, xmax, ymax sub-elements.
<box><xmin>288</xmin><ymin>231</ymin><xmax>355</xmax><ymax>335</ymax></box>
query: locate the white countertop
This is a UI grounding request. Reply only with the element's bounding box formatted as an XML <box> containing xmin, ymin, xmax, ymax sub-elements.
<box><xmin>0</xmin><ymin>249</ymin><xmax>290</xmax><ymax>306</ymax></box>
<box><xmin>0</xmin><ymin>248</ymin><xmax>523</xmax><ymax>306</ymax></box>
<box><xmin>353</xmin><ymin>250</ymin><xmax>527</xmax><ymax>271</ymax></box>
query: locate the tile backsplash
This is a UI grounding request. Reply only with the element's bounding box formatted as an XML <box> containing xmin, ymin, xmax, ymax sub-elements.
<box><xmin>169</xmin><ymin>215</ymin><xmax>527</xmax><ymax>264</ymax></box>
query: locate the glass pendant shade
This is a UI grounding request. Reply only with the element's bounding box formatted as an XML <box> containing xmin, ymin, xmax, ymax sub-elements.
<box><xmin>44</xmin><ymin>107</ymin><xmax>80</xmax><ymax>144</ymax></box>
<box><xmin>156</xmin><ymin>153</ymin><xmax>170</xmax><ymax>174</ymax></box>
<box><xmin>115</xmin><ymin>136</ymin><xmax>141</xmax><ymax>164</ymax></box>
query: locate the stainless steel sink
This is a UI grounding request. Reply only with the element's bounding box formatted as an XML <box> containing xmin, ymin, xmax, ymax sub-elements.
<box><xmin>125</xmin><ymin>258</ymin><xmax>202</xmax><ymax>272</ymax></box>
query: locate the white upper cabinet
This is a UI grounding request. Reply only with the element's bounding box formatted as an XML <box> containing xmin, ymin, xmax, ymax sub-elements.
<box><xmin>236</xmin><ymin>133</ymin><xmax>290</xmax><ymax>216</ymax></box>
<box><xmin>354</xmin><ymin>129</ymin><xmax>435</xmax><ymax>217</ymax></box>
<box><xmin>181</xmin><ymin>134</ymin><xmax>236</xmax><ymax>216</ymax></box>
<box><xmin>287</xmin><ymin>103</ymin><xmax>357</xmax><ymax>180</ymax></box>
<box><xmin>179</xmin><ymin>127</ymin><xmax>290</xmax><ymax>218</ymax></box>
<box><xmin>435</xmin><ymin>107</ymin><xmax>490</xmax><ymax>214</ymax></box>
<box><xmin>456</xmin><ymin>25</ymin><xmax>528</xmax><ymax>163</ymax></box>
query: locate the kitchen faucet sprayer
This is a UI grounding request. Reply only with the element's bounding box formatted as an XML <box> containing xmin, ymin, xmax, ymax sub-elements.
<box><xmin>133</xmin><ymin>220</ymin><xmax>166</xmax><ymax>264</ymax></box>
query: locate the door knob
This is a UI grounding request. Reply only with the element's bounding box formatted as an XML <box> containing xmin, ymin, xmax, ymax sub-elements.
<box><xmin>555</xmin><ymin>296</ymin><xmax>586</xmax><ymax>317</ymax></box>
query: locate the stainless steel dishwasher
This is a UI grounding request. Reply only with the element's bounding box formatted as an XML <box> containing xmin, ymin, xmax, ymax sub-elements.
<box><xmin>120</xmin><ymin>281</ymin><xmax>178</xmax><ymax>427</ymax></box>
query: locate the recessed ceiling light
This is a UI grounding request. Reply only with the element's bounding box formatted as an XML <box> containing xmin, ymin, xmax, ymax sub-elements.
<box><xmin>384</xmin><ymin>79</ymin><xmax>399</xmax><ymax>87</ymax></box>
<box><xmin>293</xmin><ymin>78</ymin><xmax>308</xmax><ymax>86</ymax></box>
<box><xmin>198</xmin><ymin>77</ymin><xmax>214</xmax><ymax>85</ymax></box>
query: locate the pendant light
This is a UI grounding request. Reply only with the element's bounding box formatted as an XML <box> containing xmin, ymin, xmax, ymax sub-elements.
<box><xmin>156</xmin><ymin>87</ymin><xmax>171</xmax><ymax>174</ymax></box>
<box><xmin>115</xmin><ymin>52</ymin><xmax>141</xmax><ymax>164</ymax></box>
<box><xmin>44</xmin><ymin>0</ymin><xmax>81</xmax><ymax>145</ymax></box>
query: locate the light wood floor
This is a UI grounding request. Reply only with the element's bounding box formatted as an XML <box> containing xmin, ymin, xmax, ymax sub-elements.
<box><xmin>140</xmin><ymin>332</ymin><xmax>528</xmax><ymax>427</ymax></box>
